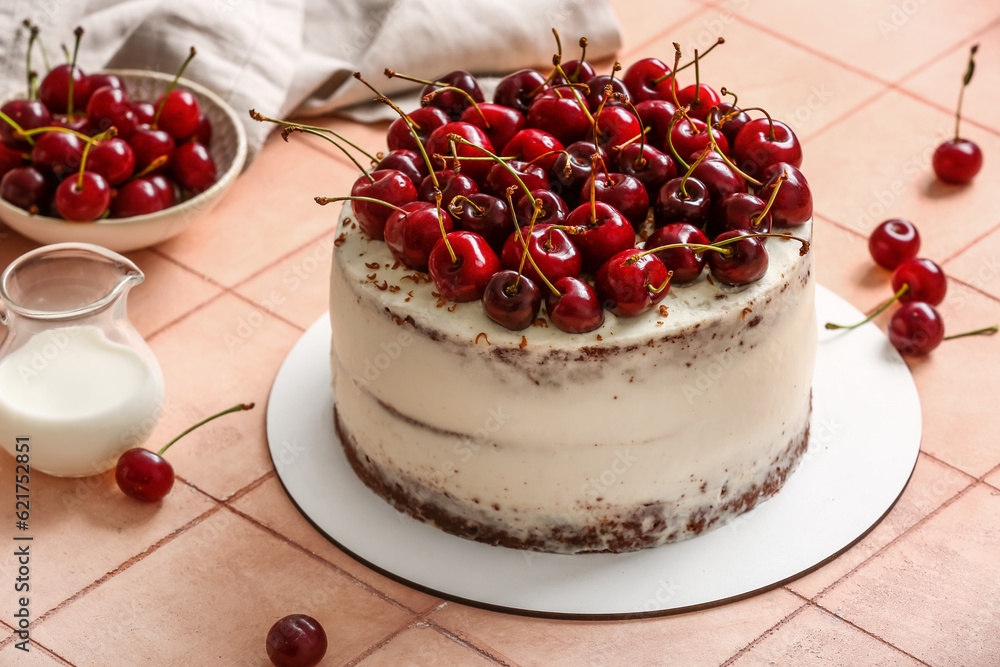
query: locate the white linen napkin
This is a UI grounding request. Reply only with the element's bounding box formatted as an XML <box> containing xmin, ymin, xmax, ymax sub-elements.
<box><xmin>0</xmin><ymin>0</ymin><xmax>622</xmax><ymax>161</ymax></box>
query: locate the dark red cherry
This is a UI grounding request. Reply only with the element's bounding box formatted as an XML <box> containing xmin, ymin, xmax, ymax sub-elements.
<box><xmin>706</xmin><ymin>192</ymin><xmax>770</xmax><ymax>239</ymax></box>
<box><xmin>622</xmin><ymin>58</ymin><xmax>676</xmax><ymax>103</ymax></box>
<box><xmin>584</xmin><ymin>173</ymin><xmax>649</xmax><ymax>231</ymax></box>
<box><xmin>556</xmin><ymin>59</ymin><xmax>596</xmax><ymax>85</ymax></box>
<box><xmin>634</xmin><ymin>99</ymin><xmax>678</xmax><ymax>151</ymax></box>
<box><xmin>55</xmin><ymin>172</ymin><xmax>111</xmax><ymax>222</ymax></box>
<box><xmin>449</xmin><ymin>192</ymin><xmax>512</xmax><ymax>254</ymax></box>
<box><xmin>88</xmin><ymin>138</ymin><xmax>135</xmax><ymax>186</ymax></box>
<box><xmin>501</xmin><ymin>223</ymin><xmax>581</xmax><ymax>285</ymax></box>
<box><xmin>595</xmin><ymin>248</ymin><xmax>670</xmax><ymax>317</ymax></box>
<box><xmin>869</xmin><ymin>218</ymin><xmax>920</xmax><ymax>270</ymax></box>
<box><xmin>350</xmin><ymin>169</ymin><xmax>418</xmax><ymax>240</ymax></box>
<box><xmin>707</xmin><ymin>103</ymin><xmax>752</xmax><ymax>146</ymax></box>
<box><xmin>51</xmin><ymin>114</ymin><xmax>90</xmax><ymax>133</ymax></box>
<box><xmin>689</xmin><ymin>156</ymin><xmax>746</xmax><ymax>202</ymax></box>
<box><xmin>418</xmin><ymin>170</ymin><xmax>479</xmax><ymax>208</ymax></box>
<box><xmin>594</xmin><ymin>105</ymin><xmax>642</xmax><ymax>151</ymax></box>
<box><xmin>115</xmin><ymin>448</ymin><xmax>174</xmax><ymax>502</ymax></box>
<box><xmin>459</xmin><ymin>102</ymin><xmax>525</xmax><ymax>155</ymax></box>
<box><xmin>0</xmin><ymin>166</ymin><xmax>50</xmax><ymax>214</ymax></box>
<box><xmin>759</xmin><ymin>162</ymin><xmax>812</xmax><ymax>227</ymax></box>
<box><xmin>38</xmin><ymin>64</ymin><xmax>90</xmax><ymax>114</ymax></box>
<box><xmin>888</xmin><ymin>302</ymin><xmax>945</xmax><ymax>357</ymax></box>
<box><xmin>428</xmin><ymin>231</ymin><xmax>501</xmax><ymax>302</ymax></box>
<box><xmin>376</xmin><ymin>149</ymin><xmax>428</xmax><ymax>187</ymax></box>
<box><xmin>494</xmin><ymin>69</ymin><xmax>549</xmax><ymax>115</ymax></box>
<box><xmin>565</xmin><ymin>201</ymin><xmax>636</xmax><ymax>271</ymax></box>
<box><xmin>191</xmin><ymin>112</ymin><xmax>213</xmax><ymax>146</ymax></box>
<box><xmin>515</xmin><ymin>189</ymin><xmax>569</xmax><ymax>227</ymax></box>
<box><xmin>932</xmin><ymin>139</ymin><xmax>982</xmax><ymax>184</ymax></box>
<box><xmin>172</xmin><ymin>142</ymin><xmax>216</xmax><ymax>193</ymax></box>
<box><xmin>87</xmin><ymin>72</ymin><xmax>126</xmax><ymax>95</ymax></box>
<box><xmin>131</xmin><ymin>128</ymin><xmax>175</xmax><ymax>173</ymax></box>
<box><xmin>86</xmin><ymin>86</ymin><xmax>138</xmax><ymax>140</ymax></box>
<box><xmin>484</xmin><ymin>160</ymin><xmax>548</xmax><ymax>201</ymax></box>
<box><xmin>732</xmin><ymin>118</ymin><xmax>802</xmax><ymax>177</ymax></box>
<box><xmin>545</xmin><ymin>276</ymin><xmax>604</xmax><ymax>333</ymax></box>
<box><xmin>483</xmin><ymin>270</ymin><xmax>542</xmax><ymax>331</ymax></box>
<box><xmin>584</xmin><ymin>74</ymin><xmax>629</xmax><ymax>111</ymax></box>
<box><xmin>617</xmin><ymin>143</ymin><xmax>677</xmax><ymax>193</ymax></box>
<box><xmin>707</xmin><ymin>231</ymin><xmax>769</xmax><ymax>285</ymax></box>
<box><xmin>386</xmin><ymin>106</ymin><xmax>449</xmax><ymax>153</ymax></box>
<box><xmin>111</xmin><ymin>178</ymin><xmax>167</xmax><ymax>218</ymax></box>
<box><xmin>266</xmin><ymin>614</ymin><xmax>328</xmax><ymax>667</ymax></box>
<box><xmin>501</xmin><ymin>129</ymin><xmax>564</xmax><ymax>172</ymax></box>
<box><xmin>645</xmin><ymin>223</ymin><xmax>710</xmax><ymax>284</ymax></box>
<box><xmin>155</xmin><ymin>89</ymin><xmax>200</xmax><ymax>139</ymax></box>
<box><xmin>421</xmin><ymin>70</ymin><xmax>484</xmax><ymax>121</ymax></box>
<box><xmin>30</xmin><ymin>131</ymin><xmax>84</xmax><ymax>179</ymax></box>
<box><xmin>132</xmin><ymin>101</ymin><xmax>156</xmax><ymax>127</ymax></box>
<box><xmin>384</xmin><ymin>201</ymin><xmax>449</xmax><ymax>271</ymax></box>
<box><xmin>148</xmin><ymin>174</ymin><xmax>178</xmax><ymax>208</ymax></box>
<box><xmin>424</xmin><ymin>121</ymin><xmax>495</xmax><ymax>182</ymax></box>
<box><xmin>892</xmin><ymin>258</ymin><xmax>946</xmax><ymax>305</ymax></box>
<box><xmin>654</xmin><ymin>176</ymin><xmax>710</xmax><ymax>228</ymax></box>
<box><xmin>670</xmin><ymin>117</ymin><xmax>729</xmax><ymax>162</ymax></box>
<box><xmin>0</xmin><ymin>143</ymin><xmax>26</xmax><ymax>181</ymax></box>
<box><xmin>550</xmin><ymin>141</ymin><xmax>608</xmax><ymax>203</ymax></box>
<box><xmin>0</xmin><ymin>100</ymin><xmax>52</xmax><ymax>151</ymax></box>
<box><xmin>526</xmin><ymin>90</ymin><xmax>591</xmax><ymax>146</ymax></box>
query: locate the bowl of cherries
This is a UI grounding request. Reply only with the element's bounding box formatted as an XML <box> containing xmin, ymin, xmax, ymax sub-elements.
<box><xmin>0</xmin><ymin>32</ymin><xmax>247</xmax><ymax>252</ymax></box>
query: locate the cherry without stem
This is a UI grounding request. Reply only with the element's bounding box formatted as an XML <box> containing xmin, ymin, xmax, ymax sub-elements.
<box><xmin>869</xmin><ymin>218</ymin><xmax>920</xmax><ymax>269</ymax></box>
<box><xmin>266</xmin><ymin>614</ymin><xmax>328</xmax><ymax>667</ymax></box>
<box><xmin>545</xmin><ymin>276</ymin><xmax>604</xmax><ymax>333</ymax></box>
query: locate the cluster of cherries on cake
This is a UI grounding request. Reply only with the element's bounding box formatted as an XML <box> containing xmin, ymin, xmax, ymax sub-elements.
<box><xmin>296</xmin><ymin>36</ymin><xmax>812</xmax><ymax>334</ymax></box>
<box><xmin>0</xmin><ymin>25</ymin><xmax>217</xmax><ymax>222</ymax></box>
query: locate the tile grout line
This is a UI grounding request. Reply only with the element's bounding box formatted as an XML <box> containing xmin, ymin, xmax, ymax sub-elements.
<box><xmin>939</xmin><ymin>219</ymin><xmax>1000</xmax><ymax>265</ymax></box>
<box><xmin>339</xmin><ymin>601</ymin><xmax>456</xmax><ymax>667</ymax></box>
<box><xmin>0</xmin><ymin>632</ymin><xmax>79</xmax><ymax>666</ymax></box>
<box><xmin>718</xmin><ymin>601</ymin><xmax>811</xmax><ymax>666</ymax></box>
<box><xmin>428</xmin><ymin>621</ymin><xmax>519</xmax><ymax>667</ymax></box>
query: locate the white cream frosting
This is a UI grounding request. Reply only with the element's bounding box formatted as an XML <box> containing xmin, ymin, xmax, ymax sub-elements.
<box><xmin>329</xmin><ymin>205</ymin><xmax>816</xmax><ymax>552</ymax></box>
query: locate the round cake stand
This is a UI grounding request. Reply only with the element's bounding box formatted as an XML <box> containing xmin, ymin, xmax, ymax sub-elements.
<box><xmin>266</xmin><ymin>286</ymin><xmax>921</xmax><ymax>618</ymax></box>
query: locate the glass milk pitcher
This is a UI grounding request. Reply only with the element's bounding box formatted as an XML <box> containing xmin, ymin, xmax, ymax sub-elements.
<box><xmin>0</xmin><ymin>243</ymin><xmax>165</xmax><ymax>477</ymax></box>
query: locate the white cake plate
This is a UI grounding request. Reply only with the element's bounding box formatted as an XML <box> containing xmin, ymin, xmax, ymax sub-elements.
<box><xmin>266</xmin><ymin>286</ymin><xmax>921</xmax><ymax>618</ymax></box>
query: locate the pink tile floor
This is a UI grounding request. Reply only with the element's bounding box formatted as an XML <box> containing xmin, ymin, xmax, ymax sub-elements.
<box><xmin>0</xmin><ymin>0</ymin><xmax>998</xmax><ymax>663</ymax></box>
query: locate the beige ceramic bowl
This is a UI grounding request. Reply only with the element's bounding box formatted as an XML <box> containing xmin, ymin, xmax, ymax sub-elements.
<box><xmin>0</xmin><ymin>69</ymin><xmax>247</xmax><ymax>252</ymax></box>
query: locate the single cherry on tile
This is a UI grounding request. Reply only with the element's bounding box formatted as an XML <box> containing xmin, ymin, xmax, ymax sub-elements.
<box><xmin>890</xmin><ymin>302</ymin><xmax>997</xmax><ymax>357</ymax></box>
<box><xmin>116</xmin><ymin>403</ymin><xmax>255</xmax><ymax>502</ymax></box>
<box><xmin>892</xmin><ymin>258</ymin><xmax>947</xmax><ymax>305</ymax></box>
<box><xmin>266</xmin><ymin>613</ymin><xmax>328</xmax><ymax>667</ymax></box>
<box><xmin>869</xmin><ymin>219</ymin><xmax>920</xmax><ymax>269</ymax></box>
<box><xmin>933</xmin><ymin>44</ymin><xmax>982</xmax><ymax>185</ymax></box>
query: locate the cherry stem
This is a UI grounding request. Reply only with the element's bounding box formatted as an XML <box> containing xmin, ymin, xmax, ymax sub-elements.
<box><xmin>0</xmin><ymin>110</ymin><xmax>35</xmax><ymax>146</ymax></box>
<box><xmin>692</xmin><ymin>49</ymin><xmax>701</xmax><ymax>104</ymax></box>
<box><xmin>552</xmin><ymin>57</ymin><xmax>595</xmax><ymax>125</ymax></box>
<box><xmin>572</xmin><ymin>37</ymin><xmax>589</xmax><ymax>80</ymax></box>
<box><xmin>666</xmin><ymin>107</ymin><xmax>690</xmax><ymax>171</ymax></box>
<box><xmin>629</xmin><ymin>241</ymin><xmax>730</xmax><ymax>263</ymax></box>
<box><xmin>130</xmin><ymin>154</ymin><xmax>168</xmax><ymax>180</ymax></box>
<box><xmin>705</xmin><ymin>111</ymin><xmax>763</xmax><ymax>186</ymax></box>
<box><xmin>589</xmin><ymin>153</ymin><xmax>600</xmax><ymax>225</ymax></box>
<box><xmin>248</xmin><ymin>110</ymin><xmax>376</xmax><ymax>162</ymax></box>
<box><xmin>314</xmin><ymin>195</ymin><xmax>405</xmax><ymax>213</ymax></box>
<box><xmin>954</xmin><ymin>43</ymin><xmax>978</xmax><ymax>141</ymax></box>
<box><xmin>66</xmin><ymin>26</ymin><xmax>83</xmax><ymax>121</ymax></box>
<box><xmin>825</xmin><ymin>284</ymin><xmax>908</xmax><ymax>331</ymax></box>
<box><xmin>279</xmin><ymin>124</ymin><xmax>373</xmax><ymax>183</ymax></box>
<box><xmin>424</xmin><ymin>86</ymin><xmax>490</xmax><ymax>128</ymax></box>
<box><xmin>152</xmin><ymin>46</ymin><xmax>196</xmax><ymax>129</ymax></box>
<box><xmin>654</xmin><ymin>37</ymin><xmax>726</xmax><ymax>84</ymax></box>
<box><xmin>383</xmin><ymin>68</ymin><xmax>442</xmax><ymax>89</ymax></box>
<box><xmin>752</xmin><ymin>172</ymin><xmax>787</xmax><ymax>228</ymax></box>
<box><xmin>505</xmin><ymin>187</ymin><xmax>560</xmax><ymax>297</ymax></box>
<box><xmin>157</xmin><ymin>402</ymin><xmax>255</xmax><ymax>457</ymax></box>
<box><xmin>432</xmin><ymin>190</ymin><xmax>457</xmax><ymax>265</ymax></box>
<box><xmin>679</xmin><ymin>127</ymin><xmax>711</xmax><ymax>198</ymax></box>
<box><xmin>60</xmin><ymin>44</ymin><xmax>70</xmax><ymax>64</ymax></box>
<box><xmin>669</xmin><ymin>43</ymin><xmax>683</xmax><ymax>109</ymax></box>
<box><xmin>448</xmin><ymin>133</ymin><xmax>542</xmax><ymax>222</ymax></box>
<box><xmin>76</xmin><ymin>135</ymin><xmax>93</xmax><ymax>189</ymax></box>
<box><xmin>18</xmin><ymin>124</ymin><xmax>95</xmax><ymax>144</ymax></box>
<box><xmin>615</xmin><ymin>93</ymin><xmax>647</xmax><ymax>167</ymax></box>
<box><xmin>740</xmin><ymin>106</ymin><xmax>777</xmax><ymax>141</ymax></box>
<box><xmin>448</xmin><ymin>194</ymin><xmax>483</xmax><ymax>215</ymax></box>
<box><xmin>944</xmin><ymin>324</ymin><xmax>997</xmax><ymax>341</ymax></box>
<box><xmin>25</xmin><ymin>24</ymin><xmax>39</xmax><ymax>99</ymax></box>
<box><xmin>23</xmin><ymin>20</ymin><xmax>51</xmax><ymax>74</ymax></box>
<box><xmin>720</xmin><ymin>86</ymin><xmax>738</xmax><ymax>109</ymax></box>
<box><xmin>648</xmin><ymin>271</ymin><xmax>673</xmax><ymax>294</ymax></box>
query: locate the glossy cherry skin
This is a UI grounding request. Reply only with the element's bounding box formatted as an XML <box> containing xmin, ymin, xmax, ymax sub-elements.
<box><xmin>892</xmin><ymin>258</ymin><xmax>946</xmax><ymax>305</ymax></box>
<box><xmin>424</xmin><ymin>121</ymin><xmax>495</xmax><ymax>183</ymax></box>
<box><xmin>670</xmin><ymin>117</ymin><xmax>729</xmax><ymax>162</ymax></box>
<box><xmin>0</xmin><ymin>143</ymin><xmax>26</xmax><ymax>181</ymax></box>
<box><xmin>584</xmin><ymin>173</ymin><xmax>649</xmax><ymax>231</ymax></box>
<box><xmin>555</xmin><ymin>59</ymin><xmax>596</xmax><ymax>86</ymax></box>
<box><xmin>87</xmin><ymin>72</ymin><xmax>126</xmax><ymax>94</ymax></box>
<box><xmin>459</xmin><ymin>103</ymin><xmax>525</xmax><ymax>155</ymax></box>
<box><xmin>482</xmin><ymin>270</ymin><xmax>542</xmax><ymax>331</ymax></box>
<box><xmin>148</xmin><ymin>174</ymin><xmax>178</xmax><ymax>208</ymax></box>
<box><xmin>350</xmin><ymin>169</ymin><xmax>418</xmax><ymax>240</ymax></box>
<box><xmin>384</xmin><ymin>201</ymin><xmax>450</xmax><ymax>271</ymax></box>
<box><xmin>131</xmin><ymin>100</ymin><xmax>160</xmax><ymax>127</ymax></box>
<box><xmin>565</xmin><ymin>201</ymin><xmax>636</xmax><ymax>271</ymax></box>
<box><xmin>428</xmin><ymin>231</ymin><xmax>501</xmax><ymax>302</ymax></box>
<box><xmin>706</xmin><ymin>192</ymin><xmax>770</xmax><ymax>239</ymax></box>
<box><xmin>732</xmin><ymin>118</ymin><xmax>802</xmax><ymax>177</ymax></box>
<box><xmin>622</xmin><ymin>58</ymin><xmax>676</xmax><ymax>103</ymax></box>
<box><xmin>501</xmin><ymin>223</ymin><xmax>581</xmax><ymax>285</ymax></box>
<box><xmin>86</xmin><ymin>86</ymin><xmax>138</xmax><ymax>139</ymax></box>
<box><xmin>654</xmin><ymin>176</ymin><xmax>710</xmax><ymax>228</ymax></box>
<box><xmin>708</xmin><ymin>231</ymin><xmax>769</xmax><ymax>285</ymax></box>
<box><xmin>634</xmin><ymin>99</ymin><xmax>678</xmax><ymax>150</ymax></box>
<box><xmin>39</xmin><ymin>64</ymin><xmax>90</xmax><ymax>114</ymax></box>
<box><xmin>386</xmin><ymin>106</ymin><xmax>449</xmax><ymax>153</ymax></box>
<box><xmin>594</xmin><ymin>105</ymin><xmax>642</xmax><ymax>151</ymax></box>
<box><xmin>192</xmin><ymin>112</ymin><xmax>213</xmax><ymax>146</ymax></box>
<box><xmin>115</xmin><ymin>448</ymin><xmax>174</xmax><ymax>501</ymax></box>
<box><xmin>584</xmin><ymin>74</ymin><xmax>629</xmax><ymax>111</ymax></box>
<box><xmin>111</xmin><ymin>178</ymin><xmax>167</xmax><ymax>218</ymax></box>
<box><xmin>502</xmin><ymin>129</ymin><xmax>564</xmax><ymax>172</ymax></box>
<box><xmin>421</xmin><ymin>70</ymin><xmax>484</xmax><ymax>121</ymax></box>
<box><xmin>675</xmin><ymin>84</ymin><xmax>721</xmax><ymax>122</ymax></box>
<box><xmin>484</xmin><ymin>160</ymin><xmax>548</xmax><ymax>201</ymax></box>
<box><xmin>617</xmin><ymin>143</ymin><xmax>677</xmax><ymax>193</ymax></box>
<box><xmin>493</xmin><ymin>69</ymin><xmax>549</xmax><ymax>115</ymax></box>
<box><xmin>596</xmin><ymin>248</ymin><xmax>670</xmax><ymax>317</ymax></box>
<box><xmin>888</xmin><ymin>302</ymin><xmax>944</xmax><ymax>357</ymax></box>
<box><xmin>515</xmin><ymin>189</ymin><xmax>569</xmax><ymax>227</ymax></box>
<box><xmin>759</xmin><ymin>162</ymin><xmax>812</xmax><ymax>227</ymax></box>
<box><xmin>690</xmin><ymin>156</ymin><xmax>746</xmax><ymax>202</ymax></box>
<box><xmin>52</xmin><ymin>114</ymin><xmax>90</xmax><ymax>133</ymax></box>
<box><xmin>549</xmin><ymin>141</ymin><xmax>607</xmax><ymax>203</ymax></box>
<box><xmin>707</xmin><ymin>103</ymin><xmax>751</xmax><ymax>146</ymax></box>
<box><xmin>376</xmin><ymin>149</ymin><xmax>428</xmax><ymax>187</ymax></box>
<box><xmin>527</xmin><ymin>90</ymin><xmax>592</xmax><ymax>146</ymax></box>
<box><xmin>869</xmin><ymin>218</ymin><xmax>920</xmax><ymax>270</ymax></box>
<box><xmin>0</xmin><ymin>100</ymin><xmax>52</xmax><ymax>150</ymax></box>
<box><xmin>265</xmin><ymin>614</ymin><xmax>328</xmax><ymax>667</ymax></box>
<box><xmin>88</xmin><ymin>137</ymin><xmax>135</xmax><ymax>186</ymax></box>
<box><xmin>0</xmin><ymin>166</ymin><xmax>50</xmax><ymax>214</ymax></box>
<box><xmin>30</xmin><ymin>131</ymin><xmax>84</xmax><ymax>178</ymax></box>
<box><xmin>545</xmin><ymin>276</ymin><xmax>604</xmax><ymax>333</ymax></box>
<box><xmin>645</xmin><ymin>222</ymin><xmax>710</xmax><ymax>284</ymax></box>
<box><xmin>418</xmin><ymin>170</ymin><xmax>479</xmax><ymax>208</ymax></box>
<box><xmin>55</xmin><ymin>172</ymin><xmax>112</xmax><ymax>221</ymax></box>
<box><xmin>172</xmin><ymin>142</ymin><xmax>217</xmax><ymax>193</ymax></box>
<box><xmin>449</xmin><ymin>192</ymin><xmax>512</xmax><ymax>254</ymax></box>
<box><xmin>131</xmin><ymin>128</ymin><xmax>175</xmax><ymax>172</ymax></box>
<box><xmin>155</xmin><ymin>89</ymin><xmax>201</xmax><ymax>139</ymax></box>
<box><xmin>932</xmin><ymin>138</ymin><xmax>982</xmax><ymax>184</ymax></box>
